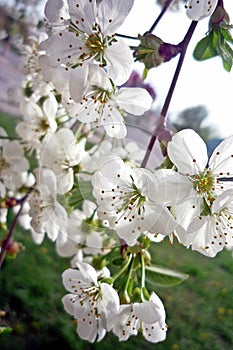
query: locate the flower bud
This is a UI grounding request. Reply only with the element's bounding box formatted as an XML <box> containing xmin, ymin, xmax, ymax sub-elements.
<box><xmin>209</xmin><ymin>3</ymin><xmax>230</xmax><ymax>29</ymax></box>
<box><xmin>134</xmin><ymin>33</ymin><xmax>164</xmax><ymax>70</ymax></box>
<box><xmin>133</xmin><ymin>33</ymin><xmax>180</xmax><ymax>78</ymax></box>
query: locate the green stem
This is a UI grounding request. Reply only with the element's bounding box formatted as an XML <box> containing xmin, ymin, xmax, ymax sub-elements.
<box><xmin>140</xmin><ymin>254</ymin><xmax>147</xmax><ymax>302</ymax></box>
<box><xmin>112</xmin><ymin>253</ymin><xmax>133</xmax><ymax>282</ymax></box>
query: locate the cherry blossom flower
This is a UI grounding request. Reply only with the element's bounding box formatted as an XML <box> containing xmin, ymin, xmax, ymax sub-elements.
<box><xmin>111</xmin><ymin>292</ymin><xmax>167</xmax><ymax>343</ymax></box>
<box><xmin>16</xmin><ymin>95</ymin><xmax>58</xmax><ymax>151</ymax></box>
<box><xmin>69</xmin><ymin>64</ymin><xmax>153</xmax><ymax>138</ymax></box>
<box><xmin>185</xmin><ymin>189</ymin><xmax>233</xmax><ymax>257</ymax></box>
<box><xmin>0</xmin><ymin>128</ymin><xmax>29</xmax><ymax>191</ymax></box>
<box><xmin>56</xmin><ymin>200</ymin><xmax>104</xmax><ymax>261</ymax></box>
<box><xmin>92</xmin><ymin>156</ymin><xmax>177</xmax><ymax>246</ymax></box>
<box><xmin>42</xmin><ymin>0</ymin><xmax>134</xmax><ymax>85</ymax></box>
<box><xmin>155</xmin><ymin>129</ymin><xmax>233</xmax><ymax>231</ymax></box>
<box><xmin>185</xmin><ymin>0</ymin><xmax>218</xmax><ymax>21</ymax></box>
<box><xmin>40</xmin><ymin>128</ymin><xmax>85</xmax><ymax>194</ymax></box>
<box><xmin>62</xmin><ymin>262</ymin><xmax>119</xmax><ymax>342</ymax></box>
<box><xmin>29</xmin><ymin>168</ymin><xmax>68</xmax><ymax>242</ymax></box>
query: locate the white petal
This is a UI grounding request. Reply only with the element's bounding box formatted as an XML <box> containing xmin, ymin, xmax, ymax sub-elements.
<box><xmin>68</xmin><ymin>0</ymin><xmax>96</xmax><ymax>35</ymax></box>
<box><xmin>77</xmin><ymin>262</ymin><xmax>98</xmax><ymax>285</ymax></box>
<box><xmin>212</xmin><ymin>189</ymin><xmax>233</xmax><ymax>214</ymax></box>
<box><xmin>62</xmin><ymin>293</ymin><xmax>76</xmax><ymax>315</ymax></box>
<box><xmin>146</xmin><ymin>204</ymin><xmax>177</xmax><ymax>235</ymax></box>
<box><xmin>133</xmin><ymin>300</ymin><xmax>160</xmax><ymax>324</ymax></box>
<box><xmin>45</xmin><ymin>0</ymin><xmax>69</xmax><ymax>22</ymax></box>
<box><xmin>43</xmin><ymin>94</ymin><xmax>58</xmax><ymax>120</ymax></box>
<box><xmin>104</xmin><ymin>40</ymin><xmax>133</xmax><ymax>85</ymax></box>
<box><xmin>209</xmin><ymin>135</ymin><xmax>233</xmax><ymax>177</ymax></box>
<box><xmin>69</xmin><ymin>65</ymin><xmax>89</xmax><ymax>102</ymax></box>
<box><xmin>115</xmin><ymin>87</ymin><xmax>152</xmax><ymax>116</ymax></box>
<box><xmin>62</xmin><ymin>267</ymin><xmax>86</xmax><ymax>291</ymax></box>
<box><xmin>167</xmin><ymin>129</ymin><xmax>208</xmax><ymax>175</ymax></box>
<box><xmin>77</xmin><ymin>314</ymin><xmax>97</xmax><ymax>342</ymax></box>
<box><xmin>153</xmin><ymin>169</ymin><xmax>193</xmax><ymax>206</ymax></box>
<box><xmin>186</xmin><ymin>0</ymin><xmax>218</xmax><ymax>21</ymax></box>
<box><xmin>171</xmin><ymin>191</ymin><xmax>203</xmax><ymax>230</ymax></box>
<box><xmin>186</xmin><ymin>216</ymin><xmax>225</xmax><ymax>257</ymax></box>
<box><xmin>142</xmin><ymin>322</ymin><xmax>166</xmax><ymax>343</ymax></box>
<box><xmin>97</xmin><ymin>0</ymin><xmax>134</xmax><ymax>35</ymax></box>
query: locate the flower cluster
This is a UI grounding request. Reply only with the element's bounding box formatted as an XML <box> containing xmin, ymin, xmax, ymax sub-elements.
<box><xmin>1</xmin><ymin>0</ymin><xmax>232</xmax><ymax>345</ymax></box>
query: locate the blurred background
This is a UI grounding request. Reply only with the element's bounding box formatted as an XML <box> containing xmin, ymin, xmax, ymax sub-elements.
<box><xmin>0</xmin><ymin>1</ymin><xmax>233</xmax><ymax>349</ymax></box>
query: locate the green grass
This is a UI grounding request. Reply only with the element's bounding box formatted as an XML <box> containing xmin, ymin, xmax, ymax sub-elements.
<box><xmin>0</xmin><ymin>225</ymin><xmax>232</xmax><ymax>350</ymax></box>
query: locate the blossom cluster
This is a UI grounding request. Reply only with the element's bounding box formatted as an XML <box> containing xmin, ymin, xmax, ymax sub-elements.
<box><xmin>1</xmin><ymin>0</ymin><xmax>232</xmax><ymax>344</ymax></box>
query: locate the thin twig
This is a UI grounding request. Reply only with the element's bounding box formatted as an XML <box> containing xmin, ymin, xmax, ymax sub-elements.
<box><xmin>0</xmin><ymin>186</ymin><xmax>34</xmax><ymax>269</ymax></box>
<box><xmin>141</xmin><ymin>21</ymin><xmax>198</xmax><ymax>168</ymax></box>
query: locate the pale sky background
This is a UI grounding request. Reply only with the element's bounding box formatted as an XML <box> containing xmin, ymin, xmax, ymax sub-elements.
<box><xmin>117</xmin><ymin>0</ymin><xmax>233</xmax><ymax>139</ymax></box>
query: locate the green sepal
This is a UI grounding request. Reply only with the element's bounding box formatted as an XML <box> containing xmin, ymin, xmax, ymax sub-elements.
<box><xmin>145</xmin><ymin>264</ymin><xmax>189</xmax><ymax>288</ymax></box>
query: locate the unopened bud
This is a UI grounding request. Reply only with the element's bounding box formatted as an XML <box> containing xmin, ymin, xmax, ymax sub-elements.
<box><xmin>133</xmin><ymin>33</ymin><xmax>180</xmax><ymax>78</ymax></box>
<box><xmin>209</xmin><ymin>3</ymin><xmax>230</xmax><ymax>29</ymax></box>
<box><xmin>134</xmin><ymin>33</ymin><xmax>164</xmax><ymax>69</ymax></box>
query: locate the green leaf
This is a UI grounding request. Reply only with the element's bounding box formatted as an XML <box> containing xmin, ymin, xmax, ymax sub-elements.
<box><xmin>218</xmin><ymin>40</ymin><xmax>233</xmax><ymax>72</ymax></box>
<box><xmin>193</xmin><ymin>33</ymin><xmax>218</xmax><ymax>61</ymax></box>
<box><xmin>220</xmin><ymin>28</ymin><xmax>233</xmax><ymax>44</ymax></box>
<box><xmin>145</xmin><ymin>264</ymin><xmax>189</xmax><ymax>288</ymax></box>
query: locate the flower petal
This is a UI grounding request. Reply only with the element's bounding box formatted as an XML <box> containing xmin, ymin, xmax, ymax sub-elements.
<box><xmin>167</xmin><ymin>129</ymin><xmax>208</xmax><ymax>175</ymax></box>
<box><xmin>209</xmin><ymin>135</ymin><xmax>233</xmax><ymax>177</ymax></box>
<box><xmin>115</xmin><ymin>87</ymin><xmax>152</xmax><ymax>116</ymax></box>
<box><xmin>104</xmin><ymin>40</ymin><xmax>133</xmax><ymax>85</ymax></box>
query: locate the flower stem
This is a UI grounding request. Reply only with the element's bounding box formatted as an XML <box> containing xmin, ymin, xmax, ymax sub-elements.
<box><xmin>115</xmin><ymin>33</ymin><xmax>139</xmax><ymax>40</ymax></box>
<box><xmin>148</xmin><ymin>0</ymin><xmax>177</xmax><ymax>33</ymax></box>
<box><xmin>112</xmin><ymin>253</ymin><xmax>134</xmax><ymax>282</ymax></box>
<box><xmin>0</xmin><ymin>187</ymin><xmax>34</xmax><ymax>270</ymax></box>
<box><xmin>141</xmin><ymin>20</ymin><xmax>198</xmax><ymax>168</ymax></box>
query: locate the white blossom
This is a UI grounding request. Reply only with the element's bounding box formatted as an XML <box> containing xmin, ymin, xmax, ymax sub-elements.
<box><xmin>16</xmin><ymin>95</ymin><xmax>58</xmax><ymax>151</ymax></box>
<box><xmin>62</xmin><ymin>262</ymin><xmax>119</xmax><ymax>342</ymax></box>
<box><xmin>111</xmin><ymin>292</ymin><xmax>167</xmax><ymax>343</ymax></box>
<box><xmin>0</xmin><ymin>128</ymin><xmax>29</xmax><ymax>191</ymax></box>
<box><xmin>92</xmin><ymin>156</ymin><xmax>177</xmax><ymax>246</ymax></box>
<box><xmin>155</xmin><ymin>129</ymin><xmax>233</xmax><ymax>232</ymax></box>
<box><xmin>29</xmin><ymin>168</ymin><xmax>68</xmax><ymax>242</ymax></box>
<box><xmin>56</xmin><ymin>200</ymin><xmax>103</xmax><ymax>259</ymax></box>
<box><xmin>40</xmin><ymin>128</ymin><xmax>85</xmax><ymax>194</ymax></box>
<box><xmin>69</xmin><ymin>64</ymin><xmax>153</xmax><ymax>138</ymax></box>
<box><xmin>185</xmin><ymin>189</ymin><xmax>233</xmax><ymax>257</ymax></box>
<box><xmin>42</xmin><ymin>0</ymin><xmax>134</xmax><ymax>85</ymax></box>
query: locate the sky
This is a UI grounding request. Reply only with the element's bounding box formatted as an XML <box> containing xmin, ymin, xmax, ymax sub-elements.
<box><xmin>118</xmin><ymin>0</ymin><xmax>233</xmax><ymax>139</ymax></box>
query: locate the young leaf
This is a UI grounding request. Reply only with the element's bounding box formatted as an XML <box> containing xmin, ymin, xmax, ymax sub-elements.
<box><xmin>193</xmin><ymin>33</ymin><xmax>218</xmax><ymax>61</ymax></box>
<box><xmin>220</xmin><ymin>28</ymin><xmax>233</xmax><ymax>44</ymax></box>
<box><xmin>145</xmin><ymin>264</ymin><xmax>189</xmax><ymax>288</ymax></box>
<box><xmin>218</xmin><ymin>40</ymin><xmax>233</xmax><ymax>72</ymax></box>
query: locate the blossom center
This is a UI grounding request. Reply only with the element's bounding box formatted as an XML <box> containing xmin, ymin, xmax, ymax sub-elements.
<box><xmin>119</xmin><ymin>180</ymin><xmax>146</xmax><ymax>215</ymax></box>
<box><xmin>192</xmin><ymin>170</ymin><xmax>215</xmax><ymax>194</ymax></box>
<box><xmin>86</xmin><ymin>33</ymin><xmax>105</xmax><ymax>54</ymax></box>
<box><xmin>91</xmin><ymin>86</ymin><xmax>113</xmax><ymax>104</ymax></box>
